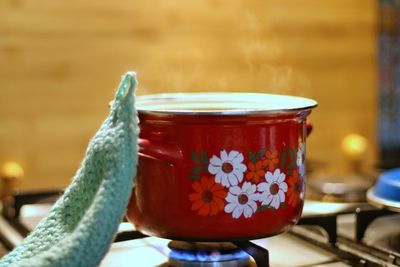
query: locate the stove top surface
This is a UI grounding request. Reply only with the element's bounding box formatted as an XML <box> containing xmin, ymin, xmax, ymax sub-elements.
<box><xmin>99</xmin><ymin>233</ymin><xmax>350</xmax><ymax>267</ymax></box>
<box><xmin>1</xmin><ymin>200</ymin><xmax>399</xmax><ymax>267</ymax></box>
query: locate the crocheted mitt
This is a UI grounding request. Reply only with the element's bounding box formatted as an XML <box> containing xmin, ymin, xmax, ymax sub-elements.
<box><xmin>0</xmin><ymin>72</ymin><xmax>139</xmax><ymax>267</ymax></box>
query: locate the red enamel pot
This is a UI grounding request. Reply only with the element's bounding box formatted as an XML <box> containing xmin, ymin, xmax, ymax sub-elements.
<box><xmin>127</xmin><ymin>93</ymin><xmax>317</xmax><ymax>241</ymax></box>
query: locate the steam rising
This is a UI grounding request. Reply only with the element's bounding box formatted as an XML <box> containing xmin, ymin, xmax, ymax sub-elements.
<box><xmin>136</xmin><ymin>0</ymin><xmax>312</xmax><ymax>96</ymax></box>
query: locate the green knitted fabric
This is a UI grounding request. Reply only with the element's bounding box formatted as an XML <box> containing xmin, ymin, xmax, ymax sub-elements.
<box><xmin>0</xmin><ymin>72</ymin><xmax>139</xmax><ymax>267</ymax></box>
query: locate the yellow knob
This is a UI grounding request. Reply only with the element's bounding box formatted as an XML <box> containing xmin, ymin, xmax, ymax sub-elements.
<box><xmin>1</xmin><ymin>162</ymin><xmax>23</xmax><ymax>214</ymax></box>
<box><xmin>1</xmin><ymin>161</ymin><xmax>24</xmax><ymax>180</ymax></box>
<box><xmin>341</xmin><ymin>133</ymin><xmax>368</xmax><ymax>159</ymax></box>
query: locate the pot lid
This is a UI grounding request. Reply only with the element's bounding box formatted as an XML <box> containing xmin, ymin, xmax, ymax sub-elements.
<box><xmin>367</xmin><ymin>168</ymin><xmax>400</xmax><ymax>212</ymax></box>
<box><xmin>136</xmin><ymin>93</ymin><xmax>317</xmax><ymax>115</ymax></box>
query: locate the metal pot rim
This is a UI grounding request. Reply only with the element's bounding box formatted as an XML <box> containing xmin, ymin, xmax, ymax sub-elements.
<box><xmin>136</xmin><ymin>92</ymin><xmax>317</xmax><ymax>116</ymax></box>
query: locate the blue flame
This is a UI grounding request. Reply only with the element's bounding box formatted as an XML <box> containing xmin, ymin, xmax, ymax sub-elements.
<box><xmin>169</xmin><ymin>248</ymin><xmax>249</xmax><ymax>262</ymax></box>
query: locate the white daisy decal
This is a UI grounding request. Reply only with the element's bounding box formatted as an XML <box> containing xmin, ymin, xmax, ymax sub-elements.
<box><xmin>257</xmin><ymin>169</ymin><xmax>288</xmax><ymax>210</ymax></box>
<box><xmin>224</xmin><ymin>182</ymin><xmax>258</xmax><ymax>219</ymax></box>
<box><xmin>208</xmin><ymin>150</ymin><xmax>247</xmax><ymax>187</ymax></box>
<box><xmin>297</xmin><ymin>143</ymin><xmax>306</xmax><ymax>177</ymax></box>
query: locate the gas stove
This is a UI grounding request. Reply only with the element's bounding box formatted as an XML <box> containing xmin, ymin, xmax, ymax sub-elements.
<box><xmin>0</xmin><ymin>190</ymin><xmax>399</xmax><ymax>267</ymax></box>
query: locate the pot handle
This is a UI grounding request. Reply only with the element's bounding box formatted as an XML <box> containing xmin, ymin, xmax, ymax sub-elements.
<box><xmin>306</xmin><ymin>120</ymin><xmax>313</xmax><ymax>137</ymax></box>
<box><xmin>138</xmin><ymin>138</ymin><xmax>183</xmax><ymax>165</ymax></box>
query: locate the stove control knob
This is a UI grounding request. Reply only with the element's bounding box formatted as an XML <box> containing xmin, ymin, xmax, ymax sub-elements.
<box><xmin>341</xmin><ymin>133</ymin><xmax>368</xmax><ymax>172</ymax></box>
<box><xmin>1</xmin><ymin>161</ymin><xmax>24</xmax><ymax>217</ymax></box>
<box><xmin>341</xmin><ymin>133</ymin><xmax>368</xmax><ymax>159</ymax></box>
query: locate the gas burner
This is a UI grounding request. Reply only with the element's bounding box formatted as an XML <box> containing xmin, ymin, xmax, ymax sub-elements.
<box><xmin>168</xmin><ymin>241</ymin><xmax>250</xmax><ymax>267</ymax></box>
<box><xmin>360</xmin><ymin>212</ymin><xmax>400</xmax><ymax>253</ymax></box>
<box><xmin>388</xmin><ymin>234</ymin><xmax>400</xmax><ymax>251</ymax></box>
<box><xmin>307</xmin><ymin>174</ymin><xmax>373</xmax><ymax>202</ymax></box>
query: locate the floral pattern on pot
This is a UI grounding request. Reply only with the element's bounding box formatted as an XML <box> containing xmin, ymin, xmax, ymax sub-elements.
<box><xmin>208</xmin><ymin>150</ymin><xmax>247</xmax><ymax>187</ymax></box>
<box><xmin>245</xmin><ymin>161</ymin><xmax>265</xmax><ymax>183</ymax></box>
<box><xmin>263</xmin><ymin>150</ymin><xmax>279</xmax><ymax>171</ymax></box>
<box><xmin>297</xmin><ymin>143</ymin><xmax>306</xmax><ymax>177</ymax></box>
<box><xmin>287</xmin><ymin>170</ymin><xmax>302</xmax><ymax>208</ymax></box>
<box><xmin>189</xmin><ymin>147</ymin><xmax>304</xmax><ymax>219</ymax></box>
<box><xmin>189</xmin><ymin>176</ymin><xmax>227</xmax><ymax>216</ymax></box>
<box><xmin>257</xmin><ymin>169</ymin><xmax>288</xmax><ymax>209</ymax></box>
<box><xmin>225</xmin><ymin>182</ymin><xmax>258</xmax><ymax>218</ymax></box>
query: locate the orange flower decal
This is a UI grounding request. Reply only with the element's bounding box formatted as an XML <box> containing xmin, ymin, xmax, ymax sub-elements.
<box><xmin>287</xmin><ymin>170</ymin><xmax>302</xmax><ymax>208</ymax></box>
<box><xmin>189</xmin><ymin>176</ymin><xmax>227</xmax><ymax>216</ymax></box>
<box><xmin>245</xmin><ymin>161</ymin><xmax>265</xmax><ymax>183</ymax></box>
<box><xmin>263</xmin><ymin>150</ymin><xmax>279</xmax><ymax>171</ymax></box>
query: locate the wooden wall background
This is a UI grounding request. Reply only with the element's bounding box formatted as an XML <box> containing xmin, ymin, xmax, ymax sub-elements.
<box><xmin>0</xmin><ymin>0</ymin><xmax>377</xmax><ymax>190</ymax></box>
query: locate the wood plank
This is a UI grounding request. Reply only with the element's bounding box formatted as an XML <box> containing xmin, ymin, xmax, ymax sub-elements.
<box><xmin>0</xmin><ymin>0</ymin><xmax>378</xmax><ymax>190</ymax></box>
